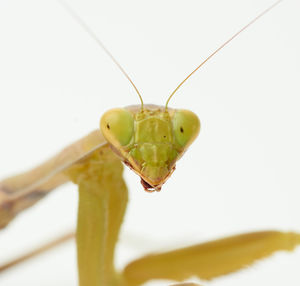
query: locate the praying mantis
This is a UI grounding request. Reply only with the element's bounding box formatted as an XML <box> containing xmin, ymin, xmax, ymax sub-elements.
<box><xmin>1</xmin><ymin>0</ymin><xmax>300</xmax><ymax>285</ymax></box>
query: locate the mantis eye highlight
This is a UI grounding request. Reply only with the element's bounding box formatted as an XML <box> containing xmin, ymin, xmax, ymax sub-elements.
<box><xmin>100</xmin><ymin>108</ymin><xmax>134</xmax><ymax>146</ymax></box>
<box><xmin>172</xmin><ymin>110</ymin><xmax>200</xmax><ymax>148</ymax></box>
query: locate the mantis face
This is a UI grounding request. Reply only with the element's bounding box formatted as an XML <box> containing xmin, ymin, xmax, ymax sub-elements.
<box><xmin>100</xmin><ymin>105</ymin><xmax>200</xmax><ymax>191</ymax></box>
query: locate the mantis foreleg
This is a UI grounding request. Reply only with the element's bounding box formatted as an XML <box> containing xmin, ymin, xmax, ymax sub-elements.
<box><xmin>0</xmin><ymin>130</ymin><xmax>105</xmax><ymax>229</ymax></box>
<box><xmin>66</xmin><ymin>145</ymin><xmax>128</xmax><ymax>286</ymax></box>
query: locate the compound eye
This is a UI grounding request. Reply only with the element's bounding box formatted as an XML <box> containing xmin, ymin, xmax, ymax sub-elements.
<box><xmin>172</xmin><ymin>110</ymin><xmax>200</xmax><ymax>148</ymax></box>
<box><xmin>100</xmin><ymin>108</ymin><xmax>134</xmax><ymax>146</ymax></box>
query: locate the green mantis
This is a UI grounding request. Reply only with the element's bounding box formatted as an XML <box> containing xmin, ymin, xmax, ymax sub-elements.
<box><xmin>0</xmin><ymin>0</ymin><xmax>300</xmax><ymax>283</ymax></box>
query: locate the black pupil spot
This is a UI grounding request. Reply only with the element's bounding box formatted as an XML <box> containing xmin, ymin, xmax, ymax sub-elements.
<box><xmin>180</xmin><ymin>127</ymin><xmax>184</xmax><ymax>133</ymax></box>
<box><xmin>163</xmin><ymin>135</ymin><xmax>166</xmax><ymax>138</ymax></box>
<box><xmin>107</xmin><ymin>123</ymin><xmax>110</xmax><ymax>130</ymax></box>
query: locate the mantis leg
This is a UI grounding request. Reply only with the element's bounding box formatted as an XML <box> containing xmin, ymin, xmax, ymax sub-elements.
<box><xmin>122</xmin><ymin>231</ymin><xmax>300</xmax><ymax>285</ymax></box>
<box><xmin>0</xmin><ymin>130</ymin><xmax>105</xmax><ymax>229</ymax></box>
<box><xmin>66</xmin><ymin>145</ymin><xmax>128</xmax><ymax>286</ymax></box>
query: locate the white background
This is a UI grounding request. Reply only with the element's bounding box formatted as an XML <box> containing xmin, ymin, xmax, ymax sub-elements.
<box><xmin>0</xmin><ymin>0</ymin><xmax>300</xmax><ymax>285</ymax></box>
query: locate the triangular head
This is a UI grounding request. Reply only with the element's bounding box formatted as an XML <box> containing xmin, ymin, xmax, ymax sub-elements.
<box><xmin>100</xmin><ymin>105</ymin><xmax>200</xmax><ymax>192</ymax></box>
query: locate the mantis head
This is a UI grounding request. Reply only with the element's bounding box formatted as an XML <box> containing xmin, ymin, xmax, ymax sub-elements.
<box><xmin>61</xmin><ymin>0</ymin><xmax>283</xmax><ymax>192</ymax></box>
<box><xmin>100</xmin><ymin>105</ymin><xmax>200</xmax><ymax>192</ymax></box>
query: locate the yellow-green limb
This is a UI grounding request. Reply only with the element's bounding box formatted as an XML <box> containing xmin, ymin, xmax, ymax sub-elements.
<box><xmin>122</xmin><ymin>231</ymin><xmax>300</xmax><ymax>285</ymax></box>
<box><xmin>0</xmin><ymin>129</ymin><xmax>105</xmax><ymax>229</ymax></box>
<box><xmin>65</xmin><ymin>145</ymin><xmax>128</xmax><ymax>286</ymax></box>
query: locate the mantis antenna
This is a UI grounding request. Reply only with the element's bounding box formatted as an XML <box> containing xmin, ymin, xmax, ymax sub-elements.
<box><xmin>59</xmin><ymin>0</ymin><xmax>144</xmax><ymax>110</ymax></box>
<box><xmin>165</xmin><ymin>0</ymin><xmax>283</xmax><ymax>109</ymax></box>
